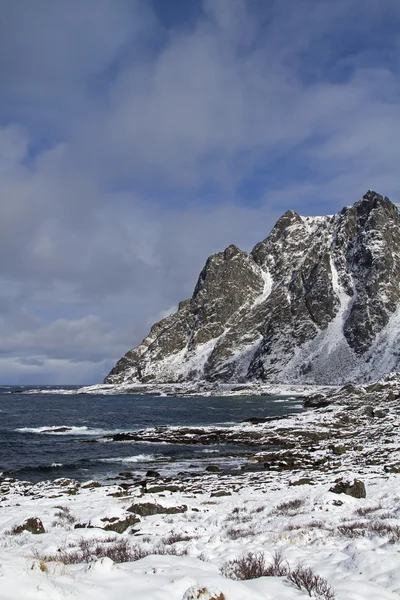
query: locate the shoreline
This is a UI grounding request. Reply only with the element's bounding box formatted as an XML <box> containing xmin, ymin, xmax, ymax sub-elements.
<box><xmin>19</xmin><ymin>381</ymin><xmax>336</xmax><ymax>397</ymax></box>
<box><xmin>2</xmin><ymin>377</ymin><xmax>400</xmax><ymax>598</ymax></box>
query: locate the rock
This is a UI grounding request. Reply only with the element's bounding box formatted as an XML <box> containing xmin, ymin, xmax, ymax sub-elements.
<box><xmin>330</xmin><ymin>445</ymin><xmax>347</xmax><ymax>455</ymax></box>
<box><xmin>384</xmin><ymin>464</ymin><xmax>400</xmax><ymax>473</ymax></box>
<box><xmin>329</xmin><ymin>479</ymin><xmax>366</xmax><ymax>498</ymax></box>
<box><xmin>182</xmin><ymin>586</ymin><xmax>226</xmax><ymax>600</ymax></box>
<box><xmin>289</xmin><ymin>478</ymin><xmax>314</xmax><ymax>486</ymax></box>
<box><xmin>146</xmin><ymin>470</ymin><xmax>160</xmax><ymax>478</ymax></box>
<box><xmin>100</xmin><ymin>514</ymin><xmax>140</xmax><ymax>533</ymax></box>
<box><xmin>14</xmin><ymin>517</ymin><xmax>45</xmax><ymax>534</ymax></box>
<box><xmin>205</xmin><ymin>465</ymin><xmax>221</xmax><ymax>473</ymax></box>
<box><xmin>303</xmin><ymin>394</ymin><xmax>331</xmax><ymax>408</ymax></box>
<box><xmin>127</xmin><ymin>502</ymin><xmax>187</xmax><ymax>517</ymax></box>
<box><xmin>81</xmin><ymin>481</ymin><xmax>101</xmax><ymax>489</ymax></box>
<box><xmin>210</xmin><ymin>490</ymin><xmax>232</xmax><ymax>497</ymax></box>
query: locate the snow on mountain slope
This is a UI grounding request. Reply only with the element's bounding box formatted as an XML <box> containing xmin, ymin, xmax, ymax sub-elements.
<box><xmin>105</xmin><ymin>191</ymin><xmax>400</xmax><ymax>386</ymax></box>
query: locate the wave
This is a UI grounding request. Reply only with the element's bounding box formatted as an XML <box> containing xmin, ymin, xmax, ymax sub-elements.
<box><xmin>15</xmin><ymin>425</ymin><xmax>126</xmax><ymax>436</ymax></box>
<box><xmin>96</xmin><ymin>454</ymin><xmax>161</xmax><ymax>464</ymax></box>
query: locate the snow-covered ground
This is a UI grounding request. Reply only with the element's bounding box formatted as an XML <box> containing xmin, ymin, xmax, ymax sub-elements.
<box><xmin>2</xmin><ymin>380</ymin><xmax>400</xmax><ymax>599</ymax></box>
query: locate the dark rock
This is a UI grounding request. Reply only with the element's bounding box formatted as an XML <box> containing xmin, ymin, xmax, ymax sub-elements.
<box><xmin>384</xmin><ymin>464</ymin><xmax>400</xmax><ymax>473</ymax></box>
<box><xmin>146</xmin><ymin>470</ymin><xmax>161</xmax><ymax>478</ymax></box>
<box><xmin>127</xmin><ymin>502</ymin><xmax>187</xmax><ymax>517</ymax></box>
<box><xmin>81</xmin><ymin>481</ymin><xmax>101</xmax><ymax>489</ymax></box>
<box><xmin>289</xmin><ymin>478</ymin><xmax>314</xmax><ymax>486</ymax></box>
<box><xmin>210</xmin><ymin>490</ymin><xmax>232</xmax><ymax>497</ymax></box>
<box><xmin>205</xmin><ymin>465</ymin><xmax>221</xmax><ymax>473</ymax></box>
<box><xmin>14</xmin><ymin>517</ymin><xmax>45</xmax><ymax>534</ymax></box>
<box><xmin>100</xmin><ymin>514</ymin><xmax>140</xmax><ymax>533</ymax></box>
<box><xmin>303</xmin><ymin>394</ymin><xmax>331</xmax><ymax>408</ymax></box>
<box><xmin>330</xmin><ymin>445</ymin><xmax>347</xmax><ymax>456</ymax></box>
<box><xmin>329</xmin><ymin>479</ymin><xmax>366</xmax><ymax>498</ymax></box>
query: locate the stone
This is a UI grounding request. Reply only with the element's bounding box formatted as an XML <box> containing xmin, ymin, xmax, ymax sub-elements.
<box><xmin>289</xmin><ymin>478</ymin><xmax>314</xmax><ymax>486</ymax></box>
<box><xmin>205</xmin><ymin>465</ymin><xmax>221</xmax><ymax>473</ymax></box>
<box><xmin>100</xmin><ymin>514</ymin><xmax>140</xmax><ymax>533</ymax></box>
<box><xmin>127</xmin><ymin>502</ymin><xmax>187</xmax><ymax>517</ymax></box>
<box><xmin>146</xmin><ymin>470</ymin><xmax>161</xmax><ymax>478</ymax></box>
<box><xmin>182</xmin><ymin>586</ymin><xmax>226</xmax><ymax>600</ymax></box>
<box><xmin>329</xmin><ymin>479</ymin><xmax>366</xmax><ymax>499</ymax></box>
<box><xmin>14</xmin><ymin>517</ymin><xmax>45</xmax><ymax>534</ymax></box>
<box><xmin>81</xmin><ymin>481</ymin><xmax>101</xmax><ymax>489</ymax></box>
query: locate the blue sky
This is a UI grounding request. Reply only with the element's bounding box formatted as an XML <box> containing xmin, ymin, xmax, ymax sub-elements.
<box><xmin>1</xmin><ymin>0</ymin><xmax>400</xmax><ymax>384</ymax></box>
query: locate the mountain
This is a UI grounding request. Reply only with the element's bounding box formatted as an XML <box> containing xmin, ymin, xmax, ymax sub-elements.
<box><xmin>105</xmin><ymin>191</ymin><xmax>400</xmax><ymax>386</ymax></box>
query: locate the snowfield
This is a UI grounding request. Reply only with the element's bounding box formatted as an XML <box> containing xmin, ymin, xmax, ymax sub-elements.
<box><xmin>2</xmin><ymin>379</ymin><xmax>400</xmax><ymax>599</ymax></box>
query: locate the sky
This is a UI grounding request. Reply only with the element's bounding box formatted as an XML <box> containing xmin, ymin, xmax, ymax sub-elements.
<box><xmin>1</xmin><ymin>0</ymin><xmax>400</xmax><ymax>385</ymax></box>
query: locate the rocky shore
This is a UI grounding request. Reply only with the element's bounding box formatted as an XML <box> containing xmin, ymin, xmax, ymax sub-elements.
<box><xmin>2</xmin><ymin>375</ymin><xmax>400</xmax><ymax>598</ymax></box>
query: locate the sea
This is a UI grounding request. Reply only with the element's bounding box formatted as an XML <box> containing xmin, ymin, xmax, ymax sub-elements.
<box><xmin>0</xmin><ymin>386</ymin><xmax>304</xmax><ymax>483</ymax></box>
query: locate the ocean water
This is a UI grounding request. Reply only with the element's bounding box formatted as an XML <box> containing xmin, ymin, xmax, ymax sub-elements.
<box><xmin>0</xmin><ymin>387</ymin><xmax>304</xmax><ymax>483</ymax></box>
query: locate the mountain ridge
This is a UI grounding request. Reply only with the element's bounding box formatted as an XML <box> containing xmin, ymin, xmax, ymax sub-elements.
<box><xmin>105</xmin><ymin>191</ymin><xmax>400</xmax><ymax>386</ymax></box>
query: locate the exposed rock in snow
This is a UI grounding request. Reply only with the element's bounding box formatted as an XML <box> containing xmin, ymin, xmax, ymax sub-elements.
<box><xmin>106</xmin><ymin>191</ymin><xmax>400</xmax><ymax>386</ymax></box>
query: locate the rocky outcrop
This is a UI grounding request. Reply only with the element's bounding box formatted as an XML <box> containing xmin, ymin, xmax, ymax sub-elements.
<box><xmin>106</xmin><ymin>191</ymin><xmax>400</xmax><ymax>386</ymax></box>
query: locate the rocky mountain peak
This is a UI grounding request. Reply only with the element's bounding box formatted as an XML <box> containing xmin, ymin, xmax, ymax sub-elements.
<box><xmin>106</xmin><ymin>191</ymin><xmax>400</xmax><ymax>386</ymax></box>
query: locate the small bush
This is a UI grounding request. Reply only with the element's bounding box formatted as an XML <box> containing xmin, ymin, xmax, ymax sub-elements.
<box><xmin>337</xmin><ymin>521</ymin><xmax>400</xmax><ymax>543</ymax></box>
<box><xmin>162</xmin><ymin>530</ymin><xmax>196</xmax><ymax>545</ymax></box>
<box><xmin>221</xmin><ymin>551</ymin><xmax>335</xmax><ymax>599</ymax></box>
<box><xmin>354</xmin><ymin>504</ymin><xmax>382</xmax><ymax>517</ymax></box>
<box><xmin>52</xmin><ymin>505</ymin><xmax>76</xmax><ymax>528</ymax></box>
<box><xmin>263</xmin><ymin>550</ymin><xmax>289</xmax><ymax>577</ymax></box>
<box><xmin>225</xmin><ymin>525</ymin><xmax>257</xmax><ymax>540</ymax></box>
<box><xmin>251</xmin><ymin>506</ymin><xmax>265</xmax><ymax>514</ymax></box>
<box><xmin>36</xmin><ymin>537</ymin><xmax>190</xmax><ymax>565</ymax></box>
<box><xmin>221</xmin><ymin>551</ymin><xmax>267</xmax><ymax>580</ymax></box>
<box><xmin>286</xmin><ymin>521</ymin><xmax>325</xmax><ymax>531</ymax></box>
<box><xmin>287</xmin><ymin>565</ymin><xmax>335</xmax><ymax>599</ymax></box>
<box><xmin>272</xmin><ymin>498</ymin><xmax>305</xmax><ymax>516</ymax></box>
<box><xmin>4</xmin><ymin>525</ymin><xmax>21</xmax><ymax>536</ymax></box>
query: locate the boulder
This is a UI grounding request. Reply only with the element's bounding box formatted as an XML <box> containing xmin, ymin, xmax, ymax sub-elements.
<box><xmin>127</xmin><ymin>502</ymin><xmax>187</xmax><ymax>517</ymax></box>
<box><xmin>329</xmin><ymin>479</ymin><xmax>366</xmax><ymax>498</ymax></box>
<box><xmin>14</xmin><ymin>517</ymin><xmax>45</xmax><ymax>534</ymax></box>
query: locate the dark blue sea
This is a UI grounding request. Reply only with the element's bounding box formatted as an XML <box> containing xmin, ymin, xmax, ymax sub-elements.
<box><xmin>0</xmin><ymin>387</ymin><xmax>304</xmax><ymax>483</ymax></box>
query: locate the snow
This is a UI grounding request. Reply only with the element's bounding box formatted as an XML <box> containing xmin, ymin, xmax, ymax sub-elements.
<box><xmin>3</xmin><ymin>389</ymin><xmax>400</xmax><ymax>599</ymax></box>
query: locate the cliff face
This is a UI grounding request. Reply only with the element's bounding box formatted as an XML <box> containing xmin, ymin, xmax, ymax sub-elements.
<box><xmin>105</xmin><ymin>191</ymin><xmax>400</xmax><ymax>385</ymax></box>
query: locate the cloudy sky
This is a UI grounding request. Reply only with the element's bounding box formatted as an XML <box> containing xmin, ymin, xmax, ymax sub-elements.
<box><xmin>1</xmin><ymin>0</ymin><xmax>400</xmax><ymax>384</ymax></box>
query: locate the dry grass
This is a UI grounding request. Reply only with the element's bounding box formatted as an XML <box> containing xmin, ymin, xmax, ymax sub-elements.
<box><xmin>337</xmin><ymin>520</ymin><xmax>400</xmax><ymax>542</ymax></box>
<box><xmin>35</xmin><ymin>536</ymin><xmax>188</xmax><ymax>565</ymax></box>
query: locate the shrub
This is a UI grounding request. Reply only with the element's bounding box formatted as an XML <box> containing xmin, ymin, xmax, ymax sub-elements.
<box><xmin>36</xmin><ymin>536</ymin><xmax>191</xmax><ymax>565</ymax></box>
<box><xmin>52</xmin><ymin>505</ymin><xmax>76</xmax><ymax>527</ymax></box>
<box><xmin>225</xmin><ymin>525</ymin><xmax>257</xmax><ymax>540</ymax></box>
<box><xmin>272</xmin><ymin>498</ymin><xmax>305</xmax><ymax>516</ymax></box>
<box><xmin>221</xmin><ymin>551</ymin><xmax>267</xmax><ymax>580</ymax></box>
<box><xmin>161</xmin><ymin>530</ymin><xmax>196</xmax><ymax>545</ymax></box>
<box><xmin>337</xmin><ymin>520</ymin><xmax>400</xmax><ymax>543</ymax></box>
<box><xmin>221</xmin><ymin>551</ymin><xmax>336</xmax><ymax>599</ymax></box>
<box><xmin>354</xmin><ymin>504</ymin><xmax>382</xmax><ymax>517</ymax></box>
<box><xmin>287</xmin><ymin>565</ymin><xmax>335</xmax><ymax>599</ymax></box>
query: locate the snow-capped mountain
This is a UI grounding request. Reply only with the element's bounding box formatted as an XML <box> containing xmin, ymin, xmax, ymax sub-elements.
<box><xmin>105</xmin><ymin>191</ymin><xmax>400</xmax><ymax>386</ymax></box>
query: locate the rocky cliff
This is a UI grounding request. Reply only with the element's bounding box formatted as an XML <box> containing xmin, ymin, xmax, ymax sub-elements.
<box><xmin>106</xmin><ymin>191</ymin><xmax>400</xmax><ymax>386</ymax></box>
